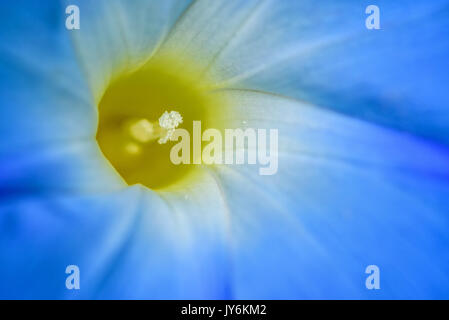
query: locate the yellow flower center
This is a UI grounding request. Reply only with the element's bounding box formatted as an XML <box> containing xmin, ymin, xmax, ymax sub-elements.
<box><xmin>96</xmin><ymin>54</ymin><xmax>227</xmax><ymax>190</ymax></box>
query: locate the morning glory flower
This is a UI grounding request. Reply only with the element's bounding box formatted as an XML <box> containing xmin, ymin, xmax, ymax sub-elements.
<box><xmin>1</xmin><ymin>0</ymin><xmax>449</xmax><ymax>299</ymax></box>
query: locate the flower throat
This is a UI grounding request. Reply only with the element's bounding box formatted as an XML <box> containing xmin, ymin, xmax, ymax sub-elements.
<box><xmin>96</xmin><ymin>55</ymin><xmax>227</xmax><ymax>190</ymax></box>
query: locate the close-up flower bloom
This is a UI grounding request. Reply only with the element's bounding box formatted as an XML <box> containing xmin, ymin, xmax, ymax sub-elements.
<box><xmin>1</xmin><ymin>0</ymin><xmax>449</xmax><ymax>299</ymax></box>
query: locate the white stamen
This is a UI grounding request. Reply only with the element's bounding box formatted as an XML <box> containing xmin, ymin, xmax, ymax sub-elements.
<box><xmin>157</xmin><ymin>111</ymin><xmax>183</xmax><ymax>144</ymax></box>
<box><xmin>128</xmin><ymin>110</ymin><xmax>183</xmax><ymax>145</ymax></box>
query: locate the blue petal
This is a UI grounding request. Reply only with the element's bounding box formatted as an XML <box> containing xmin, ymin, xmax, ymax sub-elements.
<box><xmin>0</xmin><ymin>175</ymin><xmax>232</xmax><ymax>299</ymax></box>
<box><xmin>67</xmin><ymin>0</ymin><xmax>194</xmax><ymax>100</ymax></box>
<box><xmin>212</xmin><ymin>89</ymin><xmax>449</xmax><ymax>299</ymax></box>
<box><xmin>0</xmin><ymin>1</ymin><xmax>121</xmax><ymax>193</ymax></box>
<box><xmin>158</xmin><ymin>0</ymin><xmax>261</xmax><ymax>68</ymax></box>
<box><xmin>0</xmin><ymin>1</ymin><xmax>94</xmax><ymax>148</ymax></box>
<box><xmin>0</xmin><ymin>141</ymin><xmax>124</xmax><ymax>196</ymax></box>
<box><xmin>202</xmin><ymin>0</ymin><xmax>449</xmax><ymax>144</ymax></box>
